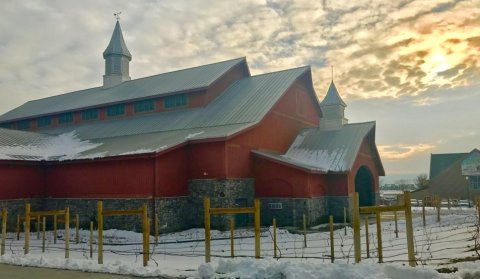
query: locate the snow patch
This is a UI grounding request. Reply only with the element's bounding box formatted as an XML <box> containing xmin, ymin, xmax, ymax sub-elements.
<box><xmin>185</xmin><ymin>131</ymin><xmax>204</xmax><ymax>139</ymax></box>
<box><xmin>0</xmin><ymin>131</ymin><xmax>102</xmax><ymax>161</ymax></box>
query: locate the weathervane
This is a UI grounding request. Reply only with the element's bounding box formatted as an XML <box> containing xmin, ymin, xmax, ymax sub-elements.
<box><xmin>114</xmin><ymin>12</ymin><xmax>122</xmax><ymax>21</ymax></box>
<box><xmin>331</xmin><ymin>65</ymin><xmax>334</xmax><ymax>81</ymax></box>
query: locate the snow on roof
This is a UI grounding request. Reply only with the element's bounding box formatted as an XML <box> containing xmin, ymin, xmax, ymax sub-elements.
<box><xmin>0</xmin><ymin>129</ymin><xmax>101</xmax><ymax>161</ymax></box>
<box><xmin>253</xmin><ymin>122</ymin><xmax>379</xmax><ymax>173</ymax></box>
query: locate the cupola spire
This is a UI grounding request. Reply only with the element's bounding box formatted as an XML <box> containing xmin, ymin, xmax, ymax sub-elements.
<box><xmin>320</xmin><ymin>79</ymin><xmax>348</xmax><ymax>130</ymax></box>
<box><xmin>103</xmin><ymin>15</ymin><xmax>132</xmax><ymax>88</ymax></box>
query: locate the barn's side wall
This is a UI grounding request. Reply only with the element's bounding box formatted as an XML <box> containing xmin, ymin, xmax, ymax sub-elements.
<box><xmin>0</xmin><ymin>161</ymin><xmax>45</xmax><ymax>199</ymax></box>
<box><xmin>45</xmin><ymin>157</ymin><xmax>154</xmax><ymax>198</ymax></box>
<box><xmin>348</xmin><ymin>138</ymin><xmax>381</xmax><ymax>198</ymax></box>
<box><xmin>226</xmin><ymin>79</ymin><xmax>320</xmax><ymax>178</ymax></box>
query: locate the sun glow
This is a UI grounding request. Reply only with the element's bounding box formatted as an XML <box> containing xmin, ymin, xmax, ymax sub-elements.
<box><xmin>430</xmin><ymin>53</ymin><xmax>450</xmax><ymax>73</ymax></box>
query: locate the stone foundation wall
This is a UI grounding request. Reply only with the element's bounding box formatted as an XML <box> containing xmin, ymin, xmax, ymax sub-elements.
<box><xmin>259</xmin><ymin>197</ymin><xmax>328</xmax><ymax>227</ymax></box>
<box><xmin>189</xmin><ymin>178</ymin><xmax>255</xmax><ymax>229</ymax></box>
<box><xmin>327</xmin><ymin>196</ymin><xmax>351</xmax><ymax>222</ymax></box>
<box><xmin>0</xmin><ymin>199</ymin><xmax>43</xmax><ymax>232</ymax></box>
<box><xmin>0</xmin><ymin>180</ymin><xmax>370</xmax><ymax>233</ymax></box>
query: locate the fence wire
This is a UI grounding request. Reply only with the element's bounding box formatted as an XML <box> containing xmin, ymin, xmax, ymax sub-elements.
<box><xmin>3</xmin><ymin>208</ymin><xmax>479</xmax><ymax>267</ymax></box>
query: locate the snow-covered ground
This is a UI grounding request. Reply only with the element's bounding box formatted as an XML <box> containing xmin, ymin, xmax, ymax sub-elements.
<box><xmin>0</xmin><ymin>207</ymin><xmax>479</xmax><ymax>278</ymax></box>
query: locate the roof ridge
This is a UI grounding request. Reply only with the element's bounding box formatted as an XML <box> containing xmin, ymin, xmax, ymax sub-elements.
<box><xmin>128</xmin><ymin>57</ymin><xmax>247</xmax><ymax>83</ymax></box>
<box><xmin>16</xmin><ymin>58</ymin><xmax>247</xmax><ymax>105</ymax></box>
<box><xmin>250</xmin><ymin>65</ymin><xmax>310</xmax><ymax>78</ymax></box>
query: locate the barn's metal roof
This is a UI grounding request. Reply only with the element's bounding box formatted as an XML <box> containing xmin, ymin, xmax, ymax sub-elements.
<box><xmin>0</xmin><ymin>128</ymin><xmax>52</xmax><ymax>147</ymax></box>
<box><xmin>0</xmin><ymin>66</ymin><xmax>311</xmax><ymax>160</ymax></box>
<box><xmin>253</xmin><ymin>122</ymin><xmax>378</xmax><ymax>173</ymax></box>
<box><xmin>0</xmin><ymin>57</ymin><xmax>247</xmax><ymax>122</ymax></box>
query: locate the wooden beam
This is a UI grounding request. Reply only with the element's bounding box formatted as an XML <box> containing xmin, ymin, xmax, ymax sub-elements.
<box><xmin>359</xmin><ymin>205</ymin><xmax>405</xmax><ymax>214</ymax></box>
<box><xmin>30</xmin><ymin>210</ymin><xmax>66</xmax><ymax>217</ymax></box>
<box><xmin>209</xmin><ymin>207</ymin><xmax>255</xmax><ymax>215</ymax></box>
<box><xmin>204</xmin><ymin>197</ymin><xmax>211</xmax><ymax>263</ymax></box>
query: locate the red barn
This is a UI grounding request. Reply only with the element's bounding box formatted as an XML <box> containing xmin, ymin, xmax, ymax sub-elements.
<box><xmin>0</xmin><ymin>21</ymin><xmax>384</xmax><ymax>229</ymax></box>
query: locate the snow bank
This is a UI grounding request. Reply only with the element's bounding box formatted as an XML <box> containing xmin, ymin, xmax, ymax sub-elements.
<box><xmin>197</xmin><ymin>259</ymin><xmax>457</xmax><ymax>279</ymax></box>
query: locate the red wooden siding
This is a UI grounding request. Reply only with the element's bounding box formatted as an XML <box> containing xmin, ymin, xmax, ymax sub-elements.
<box><xmin>326</xmin><ymin>174</ymin><xmax>349</xmax><ymax>196</ymax></box>
<box><xmin>253</xmin><ymin>156</ymin><xmax>312</xmax><ymax>198</ymax></box>
<box><xmin>155</xmin><ymin>147</ymin><xmax>189</xmax><ymax>197</ymax></box>
<box><xmin>347</xmin><ymin>138</ymin><xmax>381</xmax><ymax>195</ymax></box>
<box><xmin>187</xmin><ymin>142</ymin><xmax>226</xmax><ymax>179</ymax></box>
<box><xmin>0</xmin><ymin>161</ymin><xmax>45</xmax><ymax>199</ymax></box>
<box><xmin>45</xmin><ymin>157</ymin><xmax>154</xmax><ymax>198</ymax></box>
<box><xmin>226</xmin><ymin>80</ymin><xmax>320</xmax><ymax>178</ymax></box>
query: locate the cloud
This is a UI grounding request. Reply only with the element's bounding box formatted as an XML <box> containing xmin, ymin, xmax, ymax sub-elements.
<box><xmin>378</xmin><ymin>144</ymin><xmax>436</xmax><ymax>160</ymax></box>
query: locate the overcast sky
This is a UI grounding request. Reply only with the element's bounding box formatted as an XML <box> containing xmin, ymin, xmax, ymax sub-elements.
<box><xmin>0</xmin><ymin>0</ymin><xmax>479</xmax><ymax>181</ymax></box>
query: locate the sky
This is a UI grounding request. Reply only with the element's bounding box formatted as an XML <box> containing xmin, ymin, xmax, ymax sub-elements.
<box><xmin>0</xmin><ymin>0</ymin><xmax>479</xmax><ymax>182</ymax></box>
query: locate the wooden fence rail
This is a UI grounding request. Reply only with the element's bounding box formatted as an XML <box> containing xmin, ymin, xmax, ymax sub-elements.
<box><xmin>97</xmin><ymin>201</ymin><xmax>150</xmax><ymax>267</ymax></box>
<box><xmin>352</xmin><ymin>191</ymin><xmax>416</xmax><ymax>267</ymax></box>
<box><xmin>203</xmin><ymin>197</ymin><xmax>260</xmax><ymax>263</ymax></box>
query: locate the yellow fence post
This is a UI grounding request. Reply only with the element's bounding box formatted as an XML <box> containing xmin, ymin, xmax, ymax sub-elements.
<box><xmin>254</xmin><ymin>199</ymin><xmax>261</xmax><ymax>259</ymax></box>
<box><xmin>54</xmin><ymin>214</ymin><xmax>57</xmax><ymax>244</ymax></box>
<box><xmin>42</xmin><ymin>216</ymin><xmax>46</xmax><ymax>253</ymax></box>
<box><xmin>329</xmin><ymin>215</ymin><xmax>334</xmax><ymax>263</ymax></box>
<box><xmin>1</xmin><ymin>208</ymin><xmax>6</xmax><ymax>256</ymax></box>
<box><xmin>404</xmin><ymin>191</ymin><xmax>416</xmax><ymax>267</ymax></box>
<box><xmin>89</xmin><ymin>221</ymin><xmax>93</xmax><ymax>259</ymax></box>
<box><xmin>97</xmin><ymin>201</ymin><xmax>103</xmax><ymax>264</ymax></box>
<box><xmin>75</xmin><ymin>214</ymin><xmax>79</xmax><ymax>244</ymax></box>
<box><xmin>154</xmin><ymin>213</ymin><xmax>159</xmax><ymax>246</ymax></box>
<box><xmin>230</xmin><ymin>218</ymin><xmax>235</xmax><ymax>258</ymax></box>
<box><xmin>437</xmin><ymin>202</ymin><xmax>441</xmax><ymax>223</ymax></box>
<box><xmin>16</xmin><ymin>215</ymin><xmax>20</xmax><ymax>240</ymax></box>
<box><xmin>142</xmin><ymin>203</ymin><xmax>149</xmax><ymax>267</ymax></box>
<box><xmin>204</xmin><ymin>197</ymin><xmax>211</xmax><ymax>263</ymax></box>
<box><xmin>24</xmin><ymin>203</ymin><xmax>30</xmax><ymax>255</ymax></box>
<box><xmin>422</xmin><ymin>204</ymin><xmax>426</xmax><ymax>227</ymax></box>
<box><xmin>65</xmin><ymin>207</ymin><xmax>70</xmax><ymax>259</ymax></box>
<box><xmin>365</xmin><ymin>217</ymin><xmax>370</xmax><ymax>258</ymax></box>
<box><xmin>36</xmin><ymin>218</ymin><xmax>40</xmax><ymax>240</ymax></box>
<box><xmin>273</xmin><ymin>218</ymin><xmax>277</xmax><ymax>258</ymax></box>
<box><xmin>375</xmin><ymin>211</ymin><xmax>383</xmax><ymax>263</ymax></box>
<box><xmin>303</xmin><ymin>214</ymin><xmax>307</xmax><ymax>248</ymax></box>
<box><xmin>352</xmin><ymin>193</ymin><xmax>361</xmax><ymax>263</ymax></box>
<box><xmin>394</xmin><ymin>211</ymin><xmax>399</xmax><ymax>238</ymax></box>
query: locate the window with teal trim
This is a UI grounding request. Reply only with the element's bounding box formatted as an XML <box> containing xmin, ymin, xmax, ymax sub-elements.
<box><xmin>18</xmin><ymin>120</ymin><xmax>30</xmax><ymax>129</ymax></box>
<box><xmin>82</xmin><ymin>109</ymin><xmax>98</xmax><ymax>121</ymax></box>
<box><xmin>134</xmin><ymin>99</ymin><xmax>155</xmax><ymax>113</ymax></box>
<box><xmin>37</xmin><ymin>116</ymin><xmax>51</xmax><ymax>127</ymax></box>
<box><xmin>58</xmin><ymin>112</ymin><xmax>74</xmax><ymax>124</ymax></box>
<box><xmin>106</xmin><ymin>104</ymin><xmax>125</xmax><ymax>117</ymax></box>
<box><xmin>164</xmin><ymin>94</ymin><xmax>187</xmax><ymax>109</ymax></box>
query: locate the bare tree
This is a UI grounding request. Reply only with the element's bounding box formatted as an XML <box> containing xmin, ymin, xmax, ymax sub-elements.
<box><xmin>415</xmin><ymin>174</ymin><xmax>429</xmax><ymax>189</ymax></box>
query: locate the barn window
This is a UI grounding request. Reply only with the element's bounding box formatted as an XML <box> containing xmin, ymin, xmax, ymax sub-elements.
<box><xmin>134</xmin><ymin>99</ymin><xmax>155</xmax><ymax>113</ymax></box>
<box><xmin>82</xmin><ymin>109</ymin><xmax>98</xmax><ymax>121</ymax></box>
<box><xmin>18</xmin><ymin>120</ymin><xmax>31</xmax><ymax>129</ymax></box>
<box><xmin>37</xmin><ymin>116</ymin><xmax>52</xmax><ymax>127</ymax></box>
<box><xmin>164</xmin><ymin>94</ymin><xmax>187</xmax><ymax>109</ymax></box>
<box><xmin>106</xmin><ymin>104</ymin><xmax>125</xmax><ymax>117</ymax></box>
<box><xmin>58</xmin><ymin>112</ymin><xmax>73</xmax><ymax>124</ymax></box>
<box><xmin>268</xmin><ymin>203</ymin><xmax>283</xmax><ymax>210</ymax></box>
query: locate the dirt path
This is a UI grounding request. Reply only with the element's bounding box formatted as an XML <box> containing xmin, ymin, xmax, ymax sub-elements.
<box><xmin>0</xmin><ymin>263</ymin><xmax>138</xmax><ymax>279</ymax></box>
